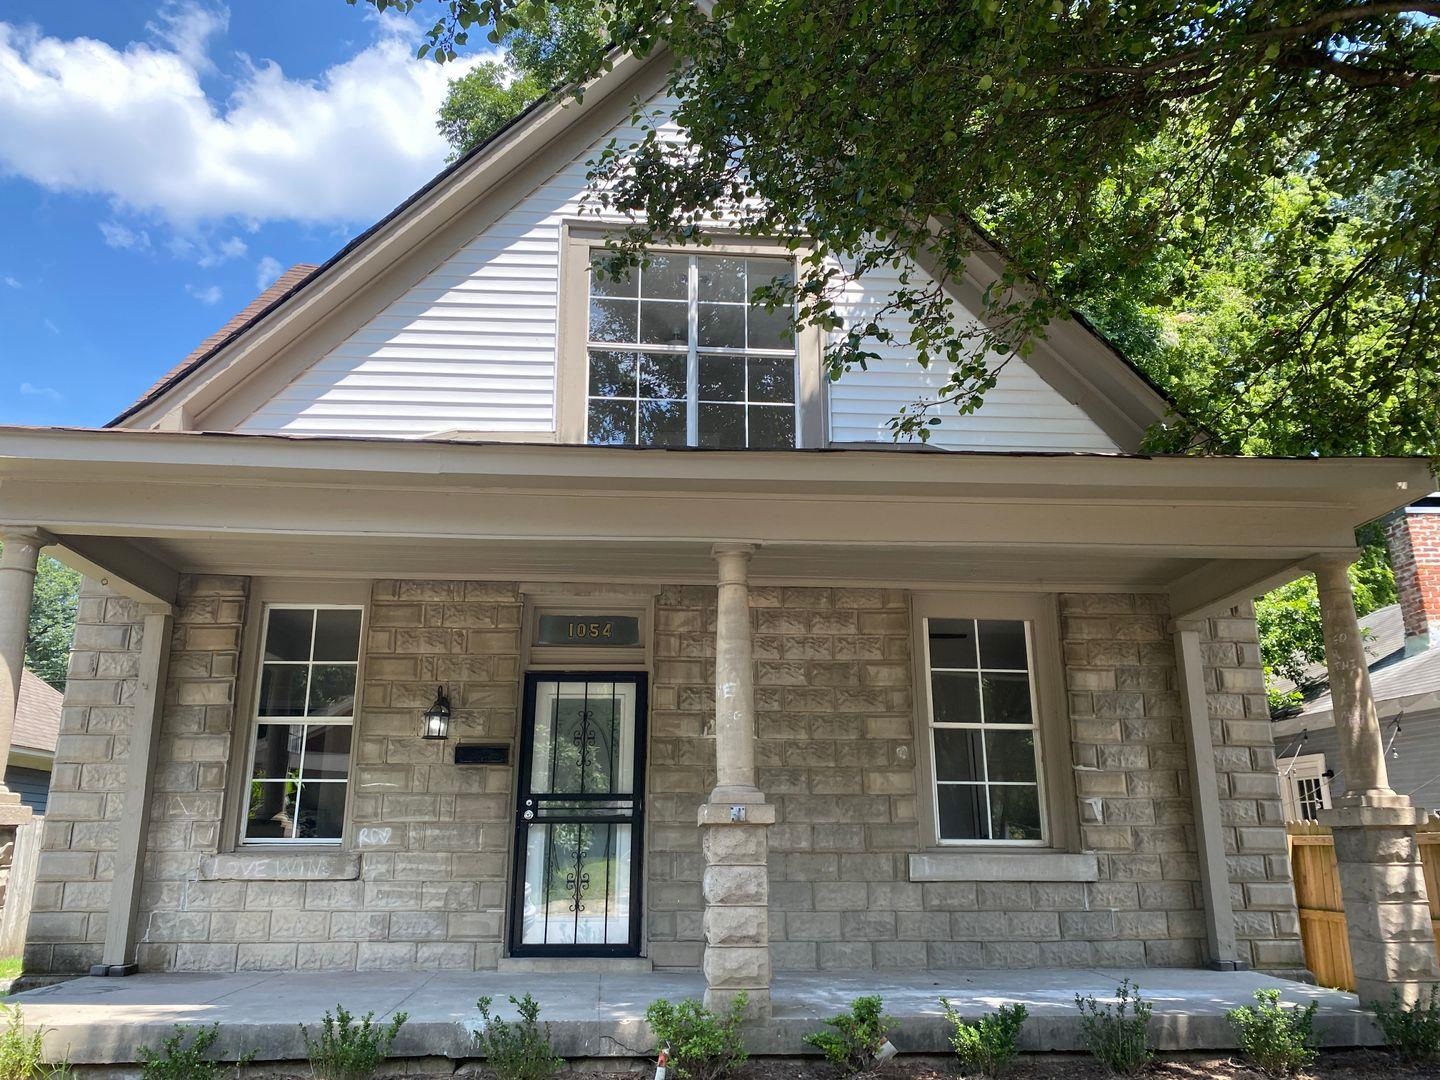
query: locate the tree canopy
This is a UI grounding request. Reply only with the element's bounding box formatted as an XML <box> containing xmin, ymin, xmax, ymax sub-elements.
<box><xmin>364</xmin><ymin>0</ymin><xmax>1440</xmax><ymax>457</ymax></box>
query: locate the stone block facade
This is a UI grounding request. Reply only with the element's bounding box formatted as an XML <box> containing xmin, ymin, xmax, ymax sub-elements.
<box><xmin>24</xmin><ymin>579</ymin><xmax>147</xmax><ymax>974</ymax></box>
<box><xmin>27</xmin><ymin>577</ymin><xmax>1300</xmax><ymax>976</ymax></box>
<box><xmin>1203</xmin><ymin>606</ymin><xmax>1306</xmax><ymax>972</ymax></box>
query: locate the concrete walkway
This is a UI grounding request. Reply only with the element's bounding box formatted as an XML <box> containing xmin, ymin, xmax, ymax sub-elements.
<box><xmin>12</xmin><ymin>968</ymin><xmax>1379</xmax><ymax>1065</ymax></box>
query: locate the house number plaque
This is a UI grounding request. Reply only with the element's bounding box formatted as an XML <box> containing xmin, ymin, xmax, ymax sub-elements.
<box><xmin>536</xmin><ymin>614</ymin><xmax>641</xmax><ymax>647</ymax></box>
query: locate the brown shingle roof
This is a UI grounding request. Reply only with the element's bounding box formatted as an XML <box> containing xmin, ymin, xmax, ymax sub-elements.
<box><xmin>128</xmin><ymin>263</ymin><xmax>320</xmax><ymax>411</ymax></box>
<box><xmin>14</xmin><ymin>670</ymin><xmax>61</xmax><ymax>755</ymax></box>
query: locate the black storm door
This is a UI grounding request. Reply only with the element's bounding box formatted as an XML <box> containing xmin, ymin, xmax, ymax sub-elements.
<box><xmin>510</xmin><ymin>673</ymin><xmax>647</xmax><ymax>957</ymax></box>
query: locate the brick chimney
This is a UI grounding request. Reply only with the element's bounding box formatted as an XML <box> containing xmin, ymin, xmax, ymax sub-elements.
<box><xmin>1384</xmin><ymin>501</ymin><xmax>1440</xmax><ymax>655</ymax></box>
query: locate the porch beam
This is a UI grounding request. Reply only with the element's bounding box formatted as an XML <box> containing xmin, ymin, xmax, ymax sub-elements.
<box><xmin>1166</xmin><ymin>558</ymin><xmax>1307</xmax><ymax>623</ymax></box>
<box><xmin>47</xmin><ymin>536</ymin><xmax>177</xmax><ymax>612</ymax></box>
<box><xmin>1171</xmin><ymin>619</ymin><xmax>1241</xmax><ymax>969</ymax></box>
<box><xmin>699</xmin><ymin>543</ymin><xmax>774</xmax><ymax>1019</ymax></box>
<box><xmin>96</xmin><ymin>607</ymin><xmax>172</xmax><ymax>976</ymax></box>
<box><xmin>0</xmin><ymin>478</ymin><xmax>1371</xmax><ymax>561</ymax></box>
<box><xmin>1310</xmin><ymin>554</ymin><xmax>1440</xmax><ymax>1003</ymax></box>
<box><xmin>0</xmin><ymin>528</ymin><xmax>50</xmax><ymax>821</ymax></box>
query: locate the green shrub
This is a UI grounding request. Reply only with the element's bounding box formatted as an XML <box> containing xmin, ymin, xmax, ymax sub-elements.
<box><xmin>137</xmin><ymin>1024</ymin><xmax>251</xmax><ymax>1080</ymax></box>
<box><xmin>0</xmin><ymin>1004</ymin><xmax>68</xmax><ymax>1079</ymax></box>
<box><xmin>300</xmin><ymin>1005</ymin><xmax>408</xmax><ymax>1080</ymax></box>
<box><xmin>802</xmin><ymin>994</ymin><xmax>893</xmax><ymax>1076</ymax></box>
<box><xmin>474</xmin><ymin>994</ymin><xmax>563</xmax><ymax>1080</ymax></box>
<box><xmin>1075</xmin><ymin>979</ymin><xmax>1152</xmax><ymax>1075</ymax></box>
<box><xmin>941</xmin><ymin>998</ymin><xmax>1027</xmax><ymax>1078</ymax></box>
<box><xmin>1226</xmin><ymin>988</ymin><xmax>1318</xmax><ymax>1077</ymax></box>
<box><xmin>643</xmin><ymin>994</ymin><xmax>747</xmax><ymax>1080</ymax></box>
<box><xmin>1375</xmin><ymin>985</ymin><xmax>1440</xmax><ymax>1062</ymax></box>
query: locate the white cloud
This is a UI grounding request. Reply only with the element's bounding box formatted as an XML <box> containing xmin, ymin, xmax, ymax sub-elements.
<box><xmin>186</xmin><ymin>283</ymin><xmax>222</xmax><ymax>305</ymax></box>
<box><xmin>255</xmin><ymin>255</ymin><xmax>283</xmax><ymax>290</ymax></box>
<box><xmin>194</xmin><ymin>235</ymin><xmax>247</xmax><ymax>267</ymax></box>
<box><xmin>146</xmin><ymin>1</ymin><xmax>228</xmax><ymax>75</ymax></box>
<box><xmin>99</xmin><ymin>221</ymin><xmax>152</xmax><ymax>251</ymax></box>
<box><xmin>19</xmin><ymin>382</ymin><xmax>62</xmax><ymax>402</ymax></box>
<box><xmin>0</xmin><ymin>5</ymin><xmax>491</xmax><ymax>227</ymax></box>
<box><xmin>41</xmin><ymin>320</ymin><xmax>59</xmax><ymax>335</ymax></box>
<box><xmin>2</xmin><ymin>276</ymin><xmax>18</xmax><ymax>288</ymax></box>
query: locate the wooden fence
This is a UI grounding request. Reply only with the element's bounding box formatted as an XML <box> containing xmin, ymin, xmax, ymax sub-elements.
<box><xmin>1287</xmin><ymin>819</ymin><xmax>1440</xmax><ymax>992</ymax></box>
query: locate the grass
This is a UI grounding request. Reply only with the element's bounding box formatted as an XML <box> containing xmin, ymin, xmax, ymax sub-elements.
<box><xmin>0</xmin><ymin>959</ymin><xmax>20</xmax><ymax>1000</ymax></box>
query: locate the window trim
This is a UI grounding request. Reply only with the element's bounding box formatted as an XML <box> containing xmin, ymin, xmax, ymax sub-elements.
<box><xmin>1280</xmin><ymin>751</ymin><xmax>1332</xmax><ymax>822</ymax></box>
<box><xmin>225</xmin><ymin>579</ymin><xmax>371</xmax><ymax>852</ymax></box>
<box><xmin>558</xmin><ymin>223</ymin><xmax>827</xmax><ymax>448</ymax></box>
<box><xmin>910</xmin><ymin>592</ymin><xmax>1079</xmax><ymax>852</ymax></box>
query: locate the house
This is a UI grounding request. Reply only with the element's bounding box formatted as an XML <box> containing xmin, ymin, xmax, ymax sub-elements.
<box><xmin>0</xmin><ymin>44</ymin><xmax>1435</xmax><ymax>1012</ymax></box>
<box><xmin>7</xmin><ymin>671</ymin><xmax>60</xmax><ymax>815</ymax></box>
<box><xmin>1273</xmin><ymin>501</ymin><xmax>1440</xmax><ymax>820</ymax></box>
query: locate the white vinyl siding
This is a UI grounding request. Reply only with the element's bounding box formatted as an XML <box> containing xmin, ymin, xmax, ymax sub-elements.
<box><xmin>826</xmin><ymin>259</ymin><xmax>1118</xmax><ymax>451</ymax></box>
<box><xmin>237</xmin><ymin>95</ymin><xmax>1121</xmax><ymax>453</ymax></box>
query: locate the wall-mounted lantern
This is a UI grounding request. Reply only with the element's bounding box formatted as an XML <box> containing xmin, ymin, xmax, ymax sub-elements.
<box><xmin>421</xmin><ymin>686</ymin><xmax>452</xmax><ymax>740</ymax></box>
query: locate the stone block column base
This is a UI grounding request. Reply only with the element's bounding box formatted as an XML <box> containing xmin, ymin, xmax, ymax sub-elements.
<box><xmin>699</xmin><ymin>800</ymin><xmax>774</xmax><ymax>1021</ymax></box>
<box><xmin>1321</xmin><ymin>804</ymin><xmax>1440</xmax><ymax>1005</ymax></box>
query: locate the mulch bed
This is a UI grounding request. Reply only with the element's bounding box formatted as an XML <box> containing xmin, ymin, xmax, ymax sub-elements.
<box><xmin>720</xmin><ymin>1052</ymin><xmax>1437</xmax><ymax>1080</ymax></box>
<box><xmin>469</xmin><ymin>1051</ymin><xmax>1439</xmax><ymax>1079</ymax></box>
<box><xmin>171</xmin><ymin>1052</ymin><xmax>1439</xmax><ymax>1080</ymax></box>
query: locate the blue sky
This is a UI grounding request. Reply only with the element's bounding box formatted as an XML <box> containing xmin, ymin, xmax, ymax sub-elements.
<box><xmin>0</xmin><ymin>1</ymin><xmax>492</xmax><ymax>427</ymax></box>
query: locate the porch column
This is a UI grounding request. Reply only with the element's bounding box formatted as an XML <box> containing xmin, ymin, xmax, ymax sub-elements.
<box><xmin>97</xmin><ymin>607</ymin><xmax>172</xmax><ymax>976</ymax></box>
<box><xmin>1171</xmin><ymin>620</ymin><xmax>1241</xmax><ymax>969</ymax></box>
<box><xmin>699</xmin><ymin>543</ymin><xmax>774</xmax><ymax>1019</ymax></box>
<box><xmin>0</xmin><ymin>529</ymin><xmax>50</xmax><ymax>822</ymax></box>
<box><xmin>1311</xmin><ymin>554</ymin><xmax>1440</xmax><ymax>1003</ymax></box>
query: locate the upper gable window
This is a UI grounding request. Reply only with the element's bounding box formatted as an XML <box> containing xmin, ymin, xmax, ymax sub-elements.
<box><xmin>586</xmin><ymin>252</ymin><xmax>798</xmax><ymax>449</ymax></box>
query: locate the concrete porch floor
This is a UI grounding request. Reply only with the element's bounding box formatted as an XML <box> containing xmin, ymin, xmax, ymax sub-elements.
<box><xmin>13</xmin><ymin>968</ymin><xmax>1380</xmax><ymax>1065</ymax></box>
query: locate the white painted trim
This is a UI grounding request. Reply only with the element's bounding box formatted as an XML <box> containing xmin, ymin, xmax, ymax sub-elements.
<box><xmin>907</xmin><ymin>850</ymin><xmax>1098</xmax><ymax>882</ymax></box>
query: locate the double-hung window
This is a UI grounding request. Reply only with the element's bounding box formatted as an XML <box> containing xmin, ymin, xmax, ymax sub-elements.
<box><xmin>243</xmin><ymin>605</ymin><xmax>363</xmax><ymax>844</ymax></box>
<box><xmin>585</xmin><ymin>251</ymin><xmax>798</xmax><ymax>448</ymax></box>
<box><xmin>924</xmin><ymin>616</ymin><xmax>1046</xmax><ymax>843</ymax></box>
<box><xmin>1280</xmin><ymin>752</ymin><xmax>1332</xmax><ymax>822</ymax></box>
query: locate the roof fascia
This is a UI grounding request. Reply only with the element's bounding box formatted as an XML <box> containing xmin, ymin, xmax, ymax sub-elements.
<box><xmin>116</xmin><ymin>47</ymin><xmax>673</xmax><ymax>431</ymax></box>
<box><xmin>1</xmin><ymin>427</ymin><xmax>1431</xmax><ymax>517</ymax></box>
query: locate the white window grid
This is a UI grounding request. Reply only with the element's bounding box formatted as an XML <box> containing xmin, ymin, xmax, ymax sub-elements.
<box><xmin>241</xmin><ymin>603</ymin><xmax>363</xmax><ymax>846</ymax></box>
<box><xmin>586</xmin><ymin>252</ymin><xmax>798</xmax><ymax>447</ymax></box>
<box><xmin>924</xmin><ymin>617</ymin><xmax>1047</xmax><ymax>846</ymax></box>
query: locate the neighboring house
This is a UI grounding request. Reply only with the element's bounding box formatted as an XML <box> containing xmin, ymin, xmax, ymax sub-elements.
<box><xmin>6</xmin><ymin>672</ymin><xmax>59</xmax><ymax>814</ymax></box>
<box><xmin>1273</xmin><ymin>501</ymin><xmax>1440</xmax><ymax>819</ymax></box>
<box><xmin>0</xmin><ymin>45</ymin><xmax>1429</xmax><ymax>1002</ymax></box>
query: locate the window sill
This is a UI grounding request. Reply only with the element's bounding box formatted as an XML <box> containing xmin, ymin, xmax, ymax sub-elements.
<box><xmin>907</xmin><ymin>850</ymin><xmax>1099</xmax><ymax>883</ymax></box>
<box><xmin>200</xmin><ymin>851</ymin><xmax>361</xmax><ymax>882</ymax></box>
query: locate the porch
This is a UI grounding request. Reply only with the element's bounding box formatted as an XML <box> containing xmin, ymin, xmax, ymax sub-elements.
<box><xmin>1</xmin><ymin>429</ymin><xmax>1438</xmax><ymax>1013</ymax></box>
<box><xmin>11</xmin><ymin>967</ymin><xmax>1380</xmax><ymax>1065</ymax></box>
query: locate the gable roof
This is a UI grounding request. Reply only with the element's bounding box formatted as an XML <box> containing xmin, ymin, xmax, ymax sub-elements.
<box><xmin>1271</xmin><ymin>602</ymin><xmax>1440</xmax><ymax>739</ymax></box>
<box><xmin>107</xmin><ymin>77</ymin><xmax>566</xmax><ymax>429</ymax></box>
<box><xmin>125</xmin><ymin>263</ymin><xmax>320</xmax><ymax>418</ymax></box>
<box><xmin>107</xmin><ymin>51</ymin><xmax>1176</xmax><ymax>442</ymax></box>
<box><xmin>15</xmin><ymin>670</ymin><xmax>61</xmax><ymax>755</ymax></box>
<box><xmin>1294</xmin><ymin>603</ymin><xmax>1440</xmax><ymax>717</ymax></box>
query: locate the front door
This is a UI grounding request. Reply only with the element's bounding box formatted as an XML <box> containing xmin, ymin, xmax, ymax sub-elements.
<box><xmin>510</xmin><ymin>673</ymin><xmax>647</xmax><ymax>957</ymax></box>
